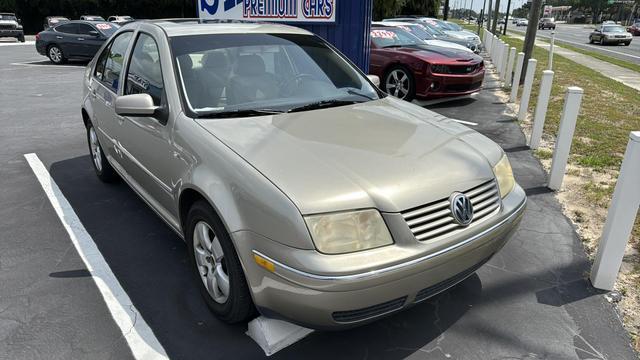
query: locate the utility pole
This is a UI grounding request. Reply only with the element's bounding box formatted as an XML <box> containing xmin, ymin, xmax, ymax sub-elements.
<box><xmin>444</xmin><ymin>0</ymin><xmax>450</xmax><ymax>20</ymax></box>
<box><xmin>470</xmin><ymin>0</ymin><xmax>474</xmax><ymax>22</ymax></box>
<box><xmin>478</xmin><ymin>0</ymin><xmax>487</xmax><ymax>34</ymax></box>
<box><xmin>521</xmin><ymin>0</ymin><xmax>542</xmax><ymax>82</ymax></box>
<box><xmin>491</xmin><ymin>0</ymin><xmax>501</xmax><ymax>33</ymax></box>
<box><xmin>487</xmin><ymin>0</ymin><xmax>493</xmax><ymax>32</ymax></box>
<box><xmin>503</xmin><ymin>0</ymin><xmax>512</xmax><ymax>35</ymax></box>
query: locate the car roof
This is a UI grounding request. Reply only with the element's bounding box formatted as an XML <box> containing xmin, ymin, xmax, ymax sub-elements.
<box><xmin>373</xmin><ymin>21</ymin><xmax>417</xmax><ymax>27</ymax></box>
<box><xmin>143</xmin><ymin>19</ymin><xmax>313</xmax><ymax>37</ymax></box>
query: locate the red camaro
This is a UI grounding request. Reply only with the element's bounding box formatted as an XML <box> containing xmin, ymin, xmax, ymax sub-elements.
<box><xmin>369</xmin><ymin>26</ymin><xmax>485</xmax><ymax>101</ymax></box>
<box><xmin>628</xmin><ymin>22</ymin><xmax>640</xmax><ymax>36</ymax></box>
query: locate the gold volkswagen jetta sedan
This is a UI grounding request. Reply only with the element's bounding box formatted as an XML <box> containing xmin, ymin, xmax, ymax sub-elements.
<box><xmin>81</xmin><ymin>19</ymin><xmax>526</xmax><ymax>329</ymax></box>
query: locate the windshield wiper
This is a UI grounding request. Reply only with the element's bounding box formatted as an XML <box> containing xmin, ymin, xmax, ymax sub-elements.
<box><xmin>382</xmin><ymin>44</ymin><xmax>405</xmax><ymax>48</ymax></box>
<box><xmin>346</xmin><ymin>89</ymin><xmax>377</xmax><ymax>100</ymax></box>
<box><xmin>286</xmin><ymin>99</ymin><xmax>360</xmax><ymax>113</ymax></box>
<box><xmin>195</xmin><ymin>108</ymin><xmax>284</xmax><ymax>119</ymax></box>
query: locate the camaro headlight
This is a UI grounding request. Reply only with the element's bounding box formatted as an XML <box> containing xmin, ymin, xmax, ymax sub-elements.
<box><xmin>304</xmin><ymin>209</ymin><xmax>393</xmax><ymax>254</ymax></box>
<box><xmin>493</xmin><ymin>154</ymin><xmax>515</xmax><ymax>198</ymax></box>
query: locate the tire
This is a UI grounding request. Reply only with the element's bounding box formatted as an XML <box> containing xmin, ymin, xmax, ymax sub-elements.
<box><xmin>186</xmin><ymin>201</ymin><xmax>256</xmax><ymax>324</ymax></box>
<box><xmin>18</xmin><ymin>34</ymin><xmax>25</xmax><ymax>43</ymax></box>
<box><xmin>600</xmin><ymin>37</ymin><xmax>606</xmax><ymax>45</ymax></box>
<box><xmin>86</xmin><ymin>122</ymin><xmax>118</xmax><ymax>183</ymax></box>
<box><xmin>625</xmin><ymin>42</ymin><xmax>631</xmax><ymax>46</ymax></box>
<box><xmin>47</xmin><ymin>44</ymin><xmax>66</xmax><ymax>64</ymax></box>
<box><xmin>589</xmin><ymin>36</ymin><xmax>594</xmax><ymax>44</ymax></box>
<box><xmin>383</xmin><ymin>66</ymin><xmax>415</xmax><ymax>102</ymax></box>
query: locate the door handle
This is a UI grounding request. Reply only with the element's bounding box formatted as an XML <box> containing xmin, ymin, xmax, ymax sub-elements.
<box><xmin>77</xmin><ymin>37</ymin><xmax>85</xmax><ymax>41</ymax></box>
<box><xmin>90</xmin><ymin>88</ymin><xmax>97</xmax><ymax>98</ymax></box>
<box><xmin>56</xmin><ymin>36</ymin><xmax>63</xmax><ymax>39</ymax></box>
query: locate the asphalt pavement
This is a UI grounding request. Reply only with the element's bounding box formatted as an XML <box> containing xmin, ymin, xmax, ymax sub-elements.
<box><xmin>0</xmin><ymin>43</ymin><xmax>637</xmax><ymax>359</ymax></box>
<box><xmin>509</xmin><ymin>23</ymin><xmax>640</xmax><ymax>65</ymax></box>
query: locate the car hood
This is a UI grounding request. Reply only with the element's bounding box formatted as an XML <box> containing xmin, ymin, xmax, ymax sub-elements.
<box><xmin>424</xmin><ymin>39</ymin><xmax>473</xmax><ymax>52</ymax></box>
<box><xmin>394</xmin><ymin>45</ymin><xmax>481</xmax><ymax>63</ymax></box>
<box><xmin>444</xmin><ymin>30</ymin><xmax>478</xmax><ymax>41</ymax></box>
<box><xmin>196</xmin><ymin>97</ymin><xmax>501</xmax><ymax>215</ymax></box>
<box><xmin>0</xmin><ymin>20</ymin><xmax>18</xmax><ymax>26</ymax></box>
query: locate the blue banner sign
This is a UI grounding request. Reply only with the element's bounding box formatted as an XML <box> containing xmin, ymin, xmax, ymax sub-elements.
<box><xmin>199</xmin><ymin>0</ymin><xmax>336</xmax><ymax>22</ymax></box>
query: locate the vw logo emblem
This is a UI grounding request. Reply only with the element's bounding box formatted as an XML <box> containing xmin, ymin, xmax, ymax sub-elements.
<box><xmin>450</xmin><ymin>192</ymin><xmax>474</xmax><ymax>226</ymax></box>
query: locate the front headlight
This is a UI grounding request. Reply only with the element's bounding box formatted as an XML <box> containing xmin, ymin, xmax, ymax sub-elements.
<box><xmin>304</xmin><ymin>209</ymin><xmax>393</xmax><ymax>254</ymax></box>
<box><xmin>493</xmin><ymin>154</ymin><xmax>515</xmax><ymax>198</ymax></box>
<box><xmin>16</xmin><ymin>25</ymin><xmax>23</xmax><ymax>30</ymax></box>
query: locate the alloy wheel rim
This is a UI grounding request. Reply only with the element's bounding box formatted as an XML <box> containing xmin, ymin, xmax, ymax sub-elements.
<box><xmin>386</xmin><ymin>70</ymin><xmax>409</xmax><ymax>99</ymax></box>
<box><xmin>193</xmin><ymin>221</ymin><xmax>230</xmax><ymax>304</ymax></box>
<box><xmin>89</xmin><ymin>127</ymin><xmax>102</xmax><ymax>172</ymax></box>
<box><xmin>49</xmin><ymin>47</ymin><xmax>61</xmax><ymax>62</ymax></box>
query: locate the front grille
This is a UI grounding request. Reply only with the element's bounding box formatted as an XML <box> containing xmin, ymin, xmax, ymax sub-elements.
<box><xmin>0</xmin><ymin>24</ymin><xmax>16</xmax><ymax>30</ymax></box>
<box><xmin>401</xmin><ymin>180</ymin><xmax>501</xmax><ymax>242</ymax></box>
<box><xmin>414</xmin><ymin>254</ymin><xmax>493</xmax><ymax>302</ymax></box>
<box><xmin>432</xmin><ymin>63</ymin><xmax>481</xmax><ymax>74</ymax></box>
<box><xmin>332</xmin><ymin>296</ymin><xmax>407</xmax><ymax>323</ymax></box>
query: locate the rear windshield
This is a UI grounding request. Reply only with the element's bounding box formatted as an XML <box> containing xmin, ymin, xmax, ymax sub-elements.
<box><xmin>95</xmin><ymin>22</ymin><xmax>118</xmax><ymax>36</ymax></box>
<box><xmin>396</xmin><ymin>24</ymin><xmax>433</xmax><ymax>40</ymax></box>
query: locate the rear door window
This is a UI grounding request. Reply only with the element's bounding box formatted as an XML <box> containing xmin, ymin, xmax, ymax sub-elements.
<box><xmin>55</xmin><ymin>23</ymin><xmax>76</xmax><ymax>34</ymax></box>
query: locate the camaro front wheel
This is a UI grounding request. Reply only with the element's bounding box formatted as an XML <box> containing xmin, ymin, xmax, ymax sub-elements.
<box><xmin>186</xmin><ymin>201</ymin><xmax>255</xmax><ymax>324</ymax></box>
<box><xmin>383</xmin><ymin>66</ymin><xmax>415</xmax><ymax>101</ymax></box>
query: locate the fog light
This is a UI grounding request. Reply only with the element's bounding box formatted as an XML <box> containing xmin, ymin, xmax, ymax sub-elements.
<box><xmin>253</xmin><ymin>253</ymin><xmax>275</xmax><ymax>272</ymax></box>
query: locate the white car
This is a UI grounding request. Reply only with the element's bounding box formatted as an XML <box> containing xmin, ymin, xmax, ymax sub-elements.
<box><xmin>372</xmin><ymin>22</ymin><xmax>474</xmax><ymax>53</ymax></box>
<box><xmin>516</xmin><ymin>19</ymin><xmax>529</xmax><ymax>26</ymax></box>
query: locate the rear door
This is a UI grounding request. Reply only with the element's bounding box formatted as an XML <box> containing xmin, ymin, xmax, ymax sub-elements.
<box><xmin>90</xmin><ymin>31</ymin><xmax>134</xmax><ymax>166</ymax></box>
<box><xmin>52</xmin><ymin>23</ymin><xmax>78</xmax><ymax>56</ymax></box>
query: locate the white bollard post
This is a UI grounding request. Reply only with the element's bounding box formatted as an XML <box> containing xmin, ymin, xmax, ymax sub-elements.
<box><xmin>509</xmin><ymin>52</ymin><xmax>525</xmax><ymax>102</ymax></box>
<box><xmin>590</xmin><ymin>132</ymin><xmax>640</xmax><ymax>291</ymax></box>
<box><xmin>548</xmin><ymin>87</ymin><xmax>584</xmax><ymax>190</ymax></box>
<box><xmin>500</xmin><ymin>43</ymin><xmax>510</xmax><ymax>82</ymax></box>
<box><xmin>529</xmin><ymin>70</ymin><xmax>555</xmax><ymax>149</ymax></box>
<box><xmin>491</xmin><ymin>35</ymin><xmax>498</xmax><ymax>59</ymax></box>
<box><xmin>505</xmin><ymin>47</ymin><xmax>517</xmax><ymax>86</ymax></box>
<box><xmin>548</xmin><ymin>31</ymin><xmax>555</xmax><ymax>70</ymax></box>
<box><xmin>495</xmin><ymin>41</ymin><xmax>503</xmax><ymax>73</ymax></box>
<box><xmin>517</xmin><ymin>58</ymin><xmax>538</xmax><ymax>121</ymax></box>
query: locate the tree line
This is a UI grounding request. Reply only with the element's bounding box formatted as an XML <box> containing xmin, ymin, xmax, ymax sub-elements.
<box><xmin>373</xmin><ymin>0</ymin><xmax>441</xmax><ymax>20</ymax></box>
<box><xmin>0</xmin><ymin>0</ymin><xmax>196</xmax><ymax>33</ymax></box>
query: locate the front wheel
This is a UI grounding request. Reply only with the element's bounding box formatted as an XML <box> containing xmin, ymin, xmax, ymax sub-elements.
<box><xmin>87</xmin><ymin>122</ymin><xmax>118</xmax><ymax>182</ymax></box>
<box><xmin>600</xmin><ymin>37</ymin><xmax>606</xmax><ymax>45</ymax></box>
<box><xmin>47</xmin><ymin>45</ymin><xmax>66</xmax><ymax>64</ymax></box>
<box><xmin>186</xmin><ymin>201</ymin><xmax>256</xmax><ymax>324</ymax></box>
<box><xmin>383</xmin><ymin>66</ymin><xmax>415</xmax><ymax>102</ymax></box>
<box><xmin>17</xmin><ymin>34</ymin><xmax>25</xmax><ymax>42</ymax></box>
<box><xmin>589</xmin><ymin>36</ymin><xmax>594</xmax><ymax>44</ymax></box>
<box><xmin>625</xmin><ymin>42</ymin><xmax>631</xmax><ymax>46</ymax></box>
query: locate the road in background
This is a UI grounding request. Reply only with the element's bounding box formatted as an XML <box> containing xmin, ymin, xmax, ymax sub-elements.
<box><xmin>510</xmin><ymin>24</ymin><xmax>640</xmax><ymax>65</ymax></box>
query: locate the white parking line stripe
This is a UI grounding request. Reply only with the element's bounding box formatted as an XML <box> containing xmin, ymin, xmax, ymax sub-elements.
<box><xmin>24</xmin><ymin>153</ymin><xmax>168</xmax><ymax>360</ymax></box>
<box><xmin>453</xmin><ymin>119</ymin><xmax>479</xmax><ymax>126</ymax></box>
<box><xmin>0</xmin><ymin>41</ymin><xmax>35</xmax><ymax>46</ymax></box>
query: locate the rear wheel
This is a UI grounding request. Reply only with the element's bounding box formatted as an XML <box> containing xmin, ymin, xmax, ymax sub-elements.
<box><xmin>383</xmin><ymin>66</ymin><xmax>415</xmax><ymax>102</ymax></box>
<box><xmin>87</xmin><ymin>122</ymin><xmax>118</xmax><ymax>183</ymax></box>
<box><xmin>17</xmin><ymin>34</ymin><xmax>25</xmax><ymax>42</ymax></box>
<box><xmin>47</xmin><ymin>44</ymin><xmax>66</xmax><ymax>64</ymax></box>
<box><xmin>186</xmin><ymin>201</ymin><xmax>256</xmax><ymax>324</ymax></box>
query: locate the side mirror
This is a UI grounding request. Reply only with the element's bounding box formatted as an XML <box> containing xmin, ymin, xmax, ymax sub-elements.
<box><xmin>367</xmin><ymin>74</ymin><xmax>381</xmax><ymax>87</ymax></box>
<box><xmin>115</xmin><ymin>94</ymin><xmax>158</xmax><ymax>117</ymax></box>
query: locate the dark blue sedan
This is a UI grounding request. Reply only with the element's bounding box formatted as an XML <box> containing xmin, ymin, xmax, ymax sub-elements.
<box><xmin>36</xmin><ymin>21</ymin><xmax>119</xmax><ymax>64</ymax></box>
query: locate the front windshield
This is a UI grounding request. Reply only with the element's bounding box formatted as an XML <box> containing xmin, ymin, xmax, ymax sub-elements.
<box><xmin>172</xmin><ymin>33</ymin><xmax>381</xmax><ymax>116</ymax></box>
<box><xmin>603</xmin><ymin>26</ymin><xmax>625</xmax><ymax>33</ymax></box>
<box><xmin>419</xmin><ymin>22</ymin><xmax>447</xmax><ymax>36</ymax></box>
<box><xmin>371</xmin><ymin>28</ymin><xmax>423</xmax><ymax>48</ymax></box>
<box><xmin>0</xmin><ymin>14</ymin><xmax>17</xmax><ymax>21</ymax></box>
<box><xmin>446</xmin><ymin>22</ymin><xmax>463</xmax><ymax>31</ymax></box>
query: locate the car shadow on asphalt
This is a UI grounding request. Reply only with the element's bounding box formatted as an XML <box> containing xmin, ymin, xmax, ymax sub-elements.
<box><xmin>49</xmin><ymin>155</ymin><xmax>480</xmax><ymax>359</ymax></box>
<box><xmin>17</xmin><ymin>60</ymin><xmax>89</xmax><ymax>67</ymax></box>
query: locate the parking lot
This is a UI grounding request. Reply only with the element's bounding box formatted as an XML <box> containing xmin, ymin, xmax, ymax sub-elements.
<box><xmin>0</xmin><ymin>42</ymin><xmax>637</xmax><ymax>359</ymax></box>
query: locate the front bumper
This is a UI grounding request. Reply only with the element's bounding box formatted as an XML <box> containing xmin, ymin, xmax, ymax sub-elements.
<box><xmin>416</xmin><ymin>69</ymin><xmax>485</xmax><ymax>99</ymax></box>
<box><xmin>233</xmin><ymin>185</ymin><xmax>526</xmax><ymax>329</ymax></box>
<box><xmin>603</xmin><ymin>37</ymin><xmax>631</xmax><ymax>44</ymax></box>
<box><xmin>0</xmin><ymin>29</ymin><xmax>23</xmax><ymax>38</ymax></box>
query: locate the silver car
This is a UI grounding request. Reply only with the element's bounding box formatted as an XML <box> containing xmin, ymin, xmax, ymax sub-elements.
<box><xmin>82</xmin><ymin>20</ymin><xmax>526</xmax><ymax>329</ymax></box>
<box><xmin>590</xmin><ymin>24</ymin><xmax>632</xmax><ymax>45</ymax></box>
